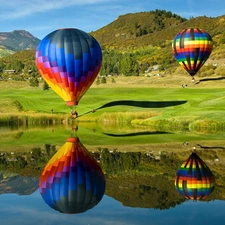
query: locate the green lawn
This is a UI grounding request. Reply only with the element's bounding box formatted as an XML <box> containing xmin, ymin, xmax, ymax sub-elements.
<box><xmin>0</xmin><ymin>76</ymin><xmax>225</xmax><ymax>129</ymax></box>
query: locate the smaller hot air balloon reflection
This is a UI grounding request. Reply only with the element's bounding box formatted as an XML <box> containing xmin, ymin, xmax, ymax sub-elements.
<box><xmin>39</xmin><ymin>136</ymin><xmax>105</xmax><ymax>214</ymax></box>
<box><xmin>175</xmin><ymin>150</ymin><xmax>215</xmax><ymax>200</ymax></box>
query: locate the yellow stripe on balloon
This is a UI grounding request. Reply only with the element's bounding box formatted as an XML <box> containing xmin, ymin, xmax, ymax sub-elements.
<box><xmin>41</xmin><ymin>72</ymin><xmax>73</xmax><ymax>102</ymax></box>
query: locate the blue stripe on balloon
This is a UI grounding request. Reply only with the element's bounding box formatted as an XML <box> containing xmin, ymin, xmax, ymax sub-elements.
<box><xmin>82</xmin><ymin>53</ymin><xmax>90</xmax><ymax>72</ymax></box>
<box><xmin>52</xmin><ymin>182</ymin><xmax>61</xmax><ymax>200</ymax></box>
<box><xmin>56</xmin><ymin>48</ymin><xmax>66</xmax><ymax>67</ymax></box>
<box><xmin>69</xmin><ymin>171</ymin><xmax>78</xmax><ymax>190</ymax></box>
<box><xmin>77</xmin><ymin>164</ymin><xmax>85</xmax><ymax>184</ymax></box>
<box><xmin>65</xmin><ymin>54</ymin><xmax>75</xmax><ymax>73</ymax></box>
<box><xmin>74</xmin><ymin>60</ymin><xmax>82</xmax><ymax>78</ymax></box>
<box><xmin>59</xmin><ymin>177</ymin><xmax>69</xmax><ymax>196</ymax></box>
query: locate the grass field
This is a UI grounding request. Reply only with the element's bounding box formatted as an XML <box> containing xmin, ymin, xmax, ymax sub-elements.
<box><xmin>0</xmin><ymin>76</ymin><xmax>225</xmax><ymax>129</ymax></box>
<box><xmin>0</xmin><ymin>74</ymin><xmax>225</xmax><ymax>131</ymax></box>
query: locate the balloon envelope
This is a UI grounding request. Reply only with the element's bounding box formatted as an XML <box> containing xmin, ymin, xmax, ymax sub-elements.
<box><xmin>35</xmin><ymin>28</ymin><xmax>102</xmax><ymax>106</ymax></box>
<box><xmin>39</xmin><ymin>137</ymin><xmax>105</xmax><ymax>213</ymax></box>
<box><xmin>175</xmin><ymin>152</ymin><xmax>215</xmax><ymax>200</ymax></box>
<box><xmin>172</xmin><ymin>28</ymin><xmax>213</xmax><ymax>76</ymax></box>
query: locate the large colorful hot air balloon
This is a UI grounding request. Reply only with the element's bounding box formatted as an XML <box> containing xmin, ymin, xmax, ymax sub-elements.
<box><xmin>175</xmin><ymin>151</ymin><xmax>215</xmax><ymax>200</ymax></box>
<box><xmin>39</xmin><ymin>137</ymin><xmax>105</xmax><ymax>214</ymax></box>
<box><xmin>35</xmin><ymin>28</ymin><xmax>102</xmax><ymax>106</ymax></box>
<box><xmin>172</xmin><ymin>28</ymin><xmax>213</xmax><ymax>78</ymax></box>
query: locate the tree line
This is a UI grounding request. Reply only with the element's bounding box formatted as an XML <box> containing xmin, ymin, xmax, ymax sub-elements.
<box><xmin>0</xmin><ymin>46</ymin><xmax>174</xmax><ymax>81</ymax></box>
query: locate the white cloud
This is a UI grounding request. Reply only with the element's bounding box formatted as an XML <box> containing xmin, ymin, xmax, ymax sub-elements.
<box><xmin>0</xmin><ymin>0</ymin><xmax>118</xmax><ymax>20</ymax></box>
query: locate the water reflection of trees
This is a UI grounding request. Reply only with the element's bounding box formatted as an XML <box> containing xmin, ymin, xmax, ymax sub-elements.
<box><xmin>100</xmin><ymin>148</ymin><xmax>180</xmax><ymax>175</ymax></box>
<box><xmin>100</xmin><ymin>148</ymin><xmax>186</xmax><ymax>209</ymax></box>
<box><xmin>0</xmin><ymin>144</ymin><xmax>57</xmax><ymax>175</ymax></box>
<box><xmin>1</xmin><ymin>146</ymin><xmax>225</xmax><ymax>210</ymax></box>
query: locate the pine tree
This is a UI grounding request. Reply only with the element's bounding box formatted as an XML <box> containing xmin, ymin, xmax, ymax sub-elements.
<box><xmin>43</xmin><ymin>81</ymin><xmax>50</xmax><ymax>90</ymax></box>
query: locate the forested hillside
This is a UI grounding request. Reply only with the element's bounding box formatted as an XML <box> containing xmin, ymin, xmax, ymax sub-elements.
<box><xmin>1</xmin><ymin>10</ymin><xmax>225</xmax><ymax>79</ymax></box>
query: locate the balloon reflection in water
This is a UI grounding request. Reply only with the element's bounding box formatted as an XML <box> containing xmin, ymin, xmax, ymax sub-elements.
<box><xmin>175</xmin><ymin>152</ymin><xmax>215</xmax><ymax>200</ymax></box>
<box><xmin>39</xmin><ymin>137</ymin><xmax>105</xmax><ymax>213</ymax></box>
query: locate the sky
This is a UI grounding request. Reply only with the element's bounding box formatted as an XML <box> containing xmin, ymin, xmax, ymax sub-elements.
<box><xmin>0</xmin><ymin>0</ymin><xmax>225</xmax><ymax>40</ymax></box>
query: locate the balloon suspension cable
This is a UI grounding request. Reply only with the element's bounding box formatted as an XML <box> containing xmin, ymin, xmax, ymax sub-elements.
<box><xmin>71</xmin><ymin>124</ymin><xmax>78</xmax><ymax>137</ymax></box>
<box><xmin>70</xmin><ymin>105</ymin><xmax>78</xmax><ymax>137</ymax></box>
<box><xmin>70</xmin><ymin>105</ymin><xmax>78</xmax><ymax>119</ymax></box>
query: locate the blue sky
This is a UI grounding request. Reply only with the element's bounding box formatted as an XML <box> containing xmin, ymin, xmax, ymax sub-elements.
<box><xmin>0</xmin><ymin>0</ymin><xmax>224</xmax><ymax>40</ymax></box>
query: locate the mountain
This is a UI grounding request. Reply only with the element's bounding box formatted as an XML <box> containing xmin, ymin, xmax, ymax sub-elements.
<box><xmin>90</xmin><ymin>10</ymin><xmax>187</xmax><ymax>49</ymax></box>
<box><xmin>89</xmin><ymin>11</ymin><xmax>225</xmax><ymax>70</ymax></box>
<box><xmin>90</xmin><ymin>10</ymin><xmax>225</xmax><ymax>50</ymax></box>
<box><xmin>1</xmin><ymin>10</ymin><xmax>225</xmax><ymax>69</ymax></box>
<box><xmin>0</xmin><ymin>30</ymin><xmax>40</xmax><ymax>57</ymax></box>
<box><xmin>0</xmin><ymin>172</ymin><xmax>39</xmax><ymax>195</ymax></box>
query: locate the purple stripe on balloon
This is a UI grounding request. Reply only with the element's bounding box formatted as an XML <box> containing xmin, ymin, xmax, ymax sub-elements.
<box><xmin>44</xmin><ymin>61</ymin><xmax>51</xmax><ymax>68</ymax></box>
<box><xmin>42</xmin><ymin>55</ymin><xmax>49</xmax><ymax>62</ymax></box>
<box><xmin>47</xmin><ymin>176</ymin><xmax>54</xmax><ymax>183</ymax></box>
<box><xmin>58</xmin><ymin>67</ymin><xmax>67</xmax><ymax>72</ymax></box>
<box><xmin>60</xmin><ymin>72</ymin><xmax>68</xmax><ymax>78</ymax></box>
<box><xmin>37</xmin><ymin>56</ymin><xmax>43</xmax><ymax>63</ymax></box>
<box><xmin>40</xmin><ymin>181</ymin><xmax>46</xmax><ymax>188</ymax></box>
<box><xmin>81</xmin><ymin>76</ymin><xmax>87</xmax><ymax>82</ymax></box>
<box><xmin>87</xmin><ymin>71</ymin><xmax>94</xmax><ymax>77</ymax></box>
<box><xmin>74</xmin><ymin>82</ymin><xmax>80</xmax><ymax>88</ymax></box>
<box><xmin>54</xmin><ymin>171</ymin><xmax>62</xmax><ymax>178</ymax></box>
<box><xmin>62</xmin><ymin>166</ymin><xmax>70</xmax><ymax>172</ymax></box>
<box><xmin>52</xmin><ymin>67</ymin><xmax>59</xmax><ymax>73</ymax></box>
<box><xmin>37</xmin><ymin>51</ymin><xmax>43</xmax><ymax>57</ymax></box>
<box><xmin>53</xmin><ymin>177</ymin><xmax>61</xmax><ymax>184</ymax></box>
<box><xmin>46</xmin><ymin>182</ymin><xmax>53</xmax><ymax>189</ymax></box>
<box><xmin>68</xmin><ymin>72</ymin><xmax>74</xmax><ymax>77</ymax></box>
<box><xmin>61</xmin><ymin>172</ymin><xmax>69</xmax><ymax>178</ymax></box>
<box><xmin>70</xmin><ymin>161</ymin><xmax>77</xmax><ymax>166</ymax></box>
<box><xmin>74</xmin><ymin>77</ymin><xmax>81</xmax><ymax>82</ymax></box>
<box><xmin>68</xmin><ymin>77</ymin><xmax>75</xmax><ymax>82</ymax></box>
<box><xmin>50</xmin><ymin>61</ymin><xmax>58</xmax><ymax>67</ymax></box>
<box><xmin>76</xmin><ymin>155</ymin><xmax>81</xmax><ymax>162</ymax></box>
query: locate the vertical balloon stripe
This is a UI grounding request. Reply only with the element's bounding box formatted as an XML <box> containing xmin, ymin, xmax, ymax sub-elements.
<box><xmin>190</xmin><ymin>28</ymin><xmax>195</xmax><ymax>40</ymax></box>
<box><xmin>180</xmin><ymin>29</ymin><xmax>186</xmax><ymax>48</ymax></box>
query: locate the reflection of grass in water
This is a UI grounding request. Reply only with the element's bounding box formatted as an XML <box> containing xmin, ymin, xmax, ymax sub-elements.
<box><xmin>0</xmin><ymin>125</ymin><xmax>71</xmax><ymax>151</ymax></box>
<box><xmin>101</xmin><ymin>111</ymin><xmax>158</xmax><ymax>125</ymax></box>
<box><xmin>0</xmin><ymin>113</ymin><xmax>68</xmax><ymax>126</ymax></box>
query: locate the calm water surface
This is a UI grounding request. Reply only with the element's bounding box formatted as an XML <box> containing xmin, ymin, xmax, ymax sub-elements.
<box><xmin>1</xmin><ymin>190</ymin><xmax>225</xmax><ymax>225</ymax></box>
<box><xmin>1</xmin><ymin>124</ymin><xmax>225</xmax><ymax>225</ymax></box>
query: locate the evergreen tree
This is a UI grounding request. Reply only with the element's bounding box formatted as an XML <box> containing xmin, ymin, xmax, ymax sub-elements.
<box><xmin>29</xmin><ymin>70</ymin><xmax>39</xmax><ymax>87</ymax></box>
<box><xmin>43</xmin><ymin>81</ymin><xmax>50</xmax><ymax>90</ymax></box>
<box><xmin>120</xmin><ymin>54</ymin><xmax>139</xmax><ymax>76</ymax></box>
<box><xmin>30</xmin><ymin>77</ymin><xmax>39</xmax><ymax>87</ymax></box>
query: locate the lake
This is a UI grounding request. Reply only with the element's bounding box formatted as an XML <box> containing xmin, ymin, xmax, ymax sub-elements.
<box><xmin>1</xmin><ymin>123</ymin><xmax>225</xmax><ymax>225</ymax></box>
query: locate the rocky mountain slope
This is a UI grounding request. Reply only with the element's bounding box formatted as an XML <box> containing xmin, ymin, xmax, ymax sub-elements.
<box><xmin>0</xmin><ymin>30</ymin><xmax>40</xmax><ymax>57</ymax></box>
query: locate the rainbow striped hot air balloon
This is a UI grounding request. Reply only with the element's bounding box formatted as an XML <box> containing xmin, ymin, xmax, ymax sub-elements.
<box><xmin>175</xmin><ymin>152</ymin><xmax>215</xmax><ymax>200</ymax></box>
<box><xmin>172</xmin><ymin>28</ymin><xmax>213</xmax><ymax>78</ymax></box>
<box><xmin>35</xmin><ymin>28</ymin><xmax>102</xmax><ymax>106</ymax></box>
<box><xmin>39</xmin><ymin>137</ymin><xmax>105</xmax><ymax>214</ymax></box>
